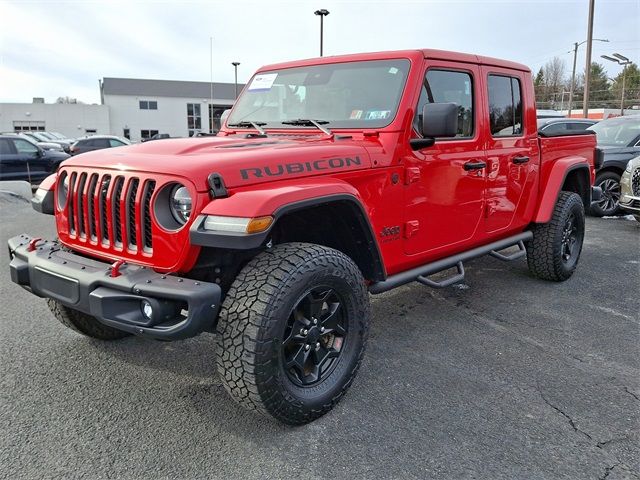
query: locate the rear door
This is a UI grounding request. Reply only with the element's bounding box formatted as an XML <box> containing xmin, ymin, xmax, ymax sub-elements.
<box><xmin>481</xmin><ymin>68</ymin><xmax>538</xmax><ymax>233</ymax></box>
<box><xmin>403</xmin><ymin>62</ymin><xmax>486</xmax><ymax>255</ymax></box>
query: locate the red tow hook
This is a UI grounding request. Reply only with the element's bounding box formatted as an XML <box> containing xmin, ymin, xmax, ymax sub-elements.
<box><xmin>26</xmin><ymin>237</ymin><xmax>43</xmax><ymax>252</ymax></box>
<box><xmin>110</xmin><ymin>259</ymin><xmax>126</xmax><ymax>278</ymax></box>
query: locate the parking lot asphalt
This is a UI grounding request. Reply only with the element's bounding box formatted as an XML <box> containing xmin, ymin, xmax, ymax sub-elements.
<box><xmin>0</xmin><ymin>193</ymin><xmax>638</xmax><ymax>480</ymax></box>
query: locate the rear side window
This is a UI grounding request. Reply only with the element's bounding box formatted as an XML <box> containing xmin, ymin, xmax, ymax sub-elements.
<box><xmin>109</xmin><ymin>139</ymin><xmax>124</xmax><ymax>147</ymax></box>
<box><xmin>415</xmin><ymin>69</ymin><xmax>474</xmax><ymax>138</ymax></box>
<box><xmin>488</xmin><ymin>75</ymin><xmax>523</xmax><ymax>137</ymax></box>
<box><xmin>14</xmin><ymin>139</ymin><xmax>39</xmax><ymax>153</ymax></box>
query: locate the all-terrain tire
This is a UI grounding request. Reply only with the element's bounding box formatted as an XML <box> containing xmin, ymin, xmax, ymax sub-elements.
<box><xmin>590</xmin><ymin>171</ymin><xmax>622</xmax><ymax>217</ymax></box>
<box><xmin>527</xmin><ymin>191</ymin><xmax>585</xmax><ymax>281</ymax></box>
<box><xmin>47</xmin><ymin>299</ymin><xmax>131</xmax><ymax>340</ymax></box>
<box><xmin>216</xmin><ymin>242</ymin><xmax>371</xmax><ymax>425</ymax></box>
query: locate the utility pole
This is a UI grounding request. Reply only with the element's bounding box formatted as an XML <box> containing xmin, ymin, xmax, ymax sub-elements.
<box><xmin>314</xmin><ymin>9</ymin><xmax>330</xmax><ymax>57</ymax></box>
<box><xmin>231</xmin><ymin>62</ymin><xmax>240</xmax><ymax>99</ymax></box>
<box><xmin>582</xmin><ymin>0</ymin><xmax>595</xmax><ymax>118</ymax></box>
<box><xmin>602</xmin><ymin>53</ymin><xmax>631</xmax><ymax>116</ymax></box>
<box><xmin>210</xmin><ymin>36</ymin><xmax>214</xmax><ymax>133</ymax></box>
<box><xmin>568</xmin><ymin>39</ymin><xmax>607</xmax><ymax>117</ymax></box>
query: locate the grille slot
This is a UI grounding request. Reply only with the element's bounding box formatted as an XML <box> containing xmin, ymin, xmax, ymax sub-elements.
<box><xmin>68</xmin><ymin>172</ymin><xmax>77</xmax><ymax>234</ymax></box>
<box><xmin>112</xmin><ymin>177</ymin><xmax>125</xmax><ymax>246</ymax></box>
<box><xmin>142</xmin><ymin>181</ymin><xmax>156</xmax><ymax>250</ymax></box>
<box><xmin>127</xmin><ymin>179</ymin><xmax>140</xmax><ymax>249</ymax></box>
<box><xmin>632</xmin><ymin>169</ymin><xmax>640</xmax><ymax>196</ymax></box>
<box><xmin>87</xmin><ymin>174</ymin><xmax>99</xmax><ymax>240</ymax></box>
<box><xmin>76</xmin><ymin>173</ymin><xmax>87</xmax><ymax>238</ymax></box>
<box><xmin>99</xmin><ymin>175</ymin><xmax>111</xmax><ymax>245</ymax></box>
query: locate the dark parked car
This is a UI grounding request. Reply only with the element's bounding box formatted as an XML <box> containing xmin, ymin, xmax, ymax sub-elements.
<box><xmin>587</xmin><ymin>115</ymin><xmax>640</xmax><ymax>216</ymax></box>
<box><xmin>141</xmin><ymin>133</ymin><xmax>171</xmax><ymax>142</ymax></box>
<box><xmin>0</xmin><ymin>134</ymin><xmax>70</xmax><ymax>183</ymax></box>
<box><xmin>537</xmin><ymin>118</ymin><xmax>598</xmax><ymax>135</ymax></box>
<box><xmin>70</xmin><ymin>135</ymin><xmax>130</xmax><ymax>155</ymax></box>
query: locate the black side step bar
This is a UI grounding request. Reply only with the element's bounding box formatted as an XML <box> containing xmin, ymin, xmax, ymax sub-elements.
<box><xmin>368</xmin><ymin>231</ymin><xmax>533</xmax><ymax>294</ymax></box>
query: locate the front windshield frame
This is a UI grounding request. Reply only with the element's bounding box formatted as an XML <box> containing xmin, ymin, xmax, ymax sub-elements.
<box><xmin>227</xmin><ymin>58</ymin><xmax>412</xmax><ymax>130</ymax></box>
<box><xmin>588</xmin><ymin>117</ymin><xmax>640</xmax><ymax>147</ymax></box>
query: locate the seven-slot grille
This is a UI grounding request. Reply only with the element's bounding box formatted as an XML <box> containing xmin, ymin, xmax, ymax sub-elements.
<box><xmin>632</xmin><ymin>168</ymin><xmax>640</xmax><ymax>196</ymax></box>
<box><xmin>65</xmin><ymin>171</ymin><xmax>156</xmax><ymax>253</ymax></box>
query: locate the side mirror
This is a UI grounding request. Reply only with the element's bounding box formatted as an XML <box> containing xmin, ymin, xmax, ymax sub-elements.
<box><xmin>410</xmin><ymin>102</ymin><xmax>459</xmax><ymax>151</ymax></box>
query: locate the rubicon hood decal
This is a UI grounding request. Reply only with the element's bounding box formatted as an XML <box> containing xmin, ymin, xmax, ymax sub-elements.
<box><xmin>240</xmin><ymin>156</ymin><xmax>363</xmax><ymax>180</ymax></box>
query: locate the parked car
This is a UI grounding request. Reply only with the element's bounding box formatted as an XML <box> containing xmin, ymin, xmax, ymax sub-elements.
<box><xmin>537</xmin><ymin>118</ymin><xmax>597</xmax><ymax>135</ymax></box>
<box><xmin>9</xmin><ymin>48</ymin><xmax>598</xmax><ymax>425</ymax></box>
<box><xmin>0</xmin><ymin>134</ymin><xmax>70</xmax><ymax>183</ymax></box>
<box><xmin>70</xmin><ymin>135</ymin><xmax>130</xmax><ymax>155</ymax></box>
<box><xmin>1</xmin><ymin>132</ymin><xmax>64</xmax><ymax>153</ymax></box>
<box><xmin>21</xmin><ymin>131</ymin><xmax>74</xmax><ymax>153</ymax></box>
<box><xmin>587</xmin><ymin>115</ymin><xmax>640</xmax><ymax>216</ymax></box>
<box><xmin>141</xmin><ymin>133</ymin><xmax>171</xmax><ymax>142</ymax></box>
<box><xmin>619</xmin><ymin>155</ymin><xmax>640</xmax><ymax>221</ymax></box>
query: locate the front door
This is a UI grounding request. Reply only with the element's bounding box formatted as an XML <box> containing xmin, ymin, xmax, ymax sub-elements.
<box><xmin>404</xmin><ymin>64</ymin><xmax>486</xmax><ymax>256</ymax></box>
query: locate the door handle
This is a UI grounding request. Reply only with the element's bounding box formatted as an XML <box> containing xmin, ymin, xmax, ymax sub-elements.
<box><xmin>512</xmin><ymin>156</ymin><xmax>530</xmax><ymax>164</ymax></box>
<box><xmin>463</xmin><ymin>160</ymin><xmax>487</xmax><ymax>171</ymax></box>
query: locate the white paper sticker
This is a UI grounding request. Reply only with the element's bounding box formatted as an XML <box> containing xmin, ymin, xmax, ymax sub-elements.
<box><xmin>248</xmin><ymin>73</ymin><xmax>278</xmax><ymax>91</ymax></box>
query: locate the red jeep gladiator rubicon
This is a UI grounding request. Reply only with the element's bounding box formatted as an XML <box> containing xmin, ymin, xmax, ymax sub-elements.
<box><xmin>9</xmin><ymin>49</ymin><xmax>600</xmax><ymax>425</ymax></box>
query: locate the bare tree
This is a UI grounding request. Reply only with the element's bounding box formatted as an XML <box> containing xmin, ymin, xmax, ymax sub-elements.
<box><xmin>56</xmin><ymin>96</ymin><xmax>84</xmax><ymax>104</ymax></box>
<box><xmin>542</xmin><ymin>56</ymin><xmax>567</xmax><ymax>104</ymax></box>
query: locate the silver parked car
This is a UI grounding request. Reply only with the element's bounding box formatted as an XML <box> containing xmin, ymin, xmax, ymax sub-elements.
<box><xmin>619</xmin><ymin>156</ymin><xmax>640</xmax><ymax>222</ymax></box>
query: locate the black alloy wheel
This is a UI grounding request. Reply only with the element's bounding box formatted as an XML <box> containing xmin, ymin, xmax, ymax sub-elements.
<box><xmin>282</xmin><ymin>287</ymin><xmax>348</xmax><ymax>387</ymax></box>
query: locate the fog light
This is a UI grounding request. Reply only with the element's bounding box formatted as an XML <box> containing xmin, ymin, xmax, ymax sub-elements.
<box><xmin>141</xmin><ymin>300</ymin><xmax>153</xmax><ymax>320</ymax></box>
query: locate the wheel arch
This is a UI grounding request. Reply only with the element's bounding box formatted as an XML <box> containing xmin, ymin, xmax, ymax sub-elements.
<box><xmin>533</xmin><ymin>160</ymin><xmax>591</xmax><ymax>223</ymax></box>
<box><xmin>269</xmin><ymin>195</ymin><xmax>386</xmax><ymax>282</ymax></box>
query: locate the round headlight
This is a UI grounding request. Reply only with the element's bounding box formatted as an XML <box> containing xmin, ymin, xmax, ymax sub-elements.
<box><xmin>56</xmin><ymin>172</ymin><xmax>69</xmax><ymax>209</ymax></box>
<box><xmin>169</xmin><ymin>185</ymin><xmax>192</xmax><ymax>224</ymax></box>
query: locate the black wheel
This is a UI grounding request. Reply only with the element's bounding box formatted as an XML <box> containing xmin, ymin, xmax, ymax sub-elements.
<box><xmin>591</xmin><ymin>171</ymin><xmax>622</xmax><ymax>216</ymax></box>
<box><xmin>527</xmin><ymin>191</ymin><xmax>585</xmax><ymax>281</ymax></box>
<box><xmin>47</xmin><ymin>299</ymin><xmax>131</xmax><ymax>340</ymax></box>
<box><xmin>216</xmin><ymin>242</ymin><xmax>370</xmax><ymax>425</ymax></box>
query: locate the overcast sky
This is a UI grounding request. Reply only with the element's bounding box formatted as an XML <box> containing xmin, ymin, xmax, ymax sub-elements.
<box><xmin>0</xmin><ymin>0</ymin><xmax>638</xmax><ymax>104</ymax></box>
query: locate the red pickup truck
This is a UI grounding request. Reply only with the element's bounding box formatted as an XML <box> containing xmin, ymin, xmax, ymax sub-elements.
<box><xmin>9</xmin><ymin>49</ymin><xmax>599</xmax><ymax>425</ymax></box>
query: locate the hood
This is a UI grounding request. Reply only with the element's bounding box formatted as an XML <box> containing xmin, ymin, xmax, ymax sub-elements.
<box><xmin>45</xmin><ymin>149</ymin><xmax>71</xmax><ymax>160</ymax></box>
<box><xmin>61</xmin><ymin>134</ymin><xmax>373</xmax><ymax>191</ymax></box>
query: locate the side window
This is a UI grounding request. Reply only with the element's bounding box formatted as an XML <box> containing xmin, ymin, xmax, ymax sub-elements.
<box><xmin>0</xmin><ymin>138</ymin><xmax>14</xmax><ymax>155</ymax></box>
<box><xmin>541</xmin><ymin>123</ymin><xmax>567</xmax><ymax>135</ymax></box>
<box><xmin>13</xmin><ymin>139</ymin><xmax>39</xmax><ymax>154</ymax></box>
<box><xmin>488</xmin><ymin>75</ymin><xmax>523</xmax><ymax>136</ymax></box>
<box><xmin>414</xmin><ymin>69</ymin><xmax>474</xmax><ymax>138</ymax></box>
<box><xmin>109</xmin><ymin>139</ymin><xmax>124</xmax><ymax>147</ymax></box>
<box><xmin>97</xmin><ymin>139</ymin><xmax>110</xmax><ymax>148</ymax></box>
<box><xmin>568</xmin><ymin>122</ymin><xmax>590</xmax><ymax>131</ymax></box>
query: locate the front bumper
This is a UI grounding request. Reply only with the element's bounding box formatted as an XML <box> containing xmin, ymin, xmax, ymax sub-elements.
<box><xmin>8</xmin><ymin>235</ymin><xmax>221</xmax><ymax>340</ymax></box>
<box><xmin>620</xmin><ymin>195</ymin><xmax>640</xmax><ymax>214</ymax></box>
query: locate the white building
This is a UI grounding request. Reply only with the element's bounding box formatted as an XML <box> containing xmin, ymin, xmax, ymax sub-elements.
<box><xmin>0</xmin><ymin>77</ymin><xmax>242</xmax><ymax>142</ymax></box>
<box><xmin>0</xmin><ymin>100</ymin><xmax>110</xmax><ymax>137</ymax></box>
<box><xmin>101</xmin><ymin>78</ymin><xmax>242</xmax><ymax>142</ymax></box>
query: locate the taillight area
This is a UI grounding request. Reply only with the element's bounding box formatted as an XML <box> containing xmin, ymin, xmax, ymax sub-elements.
<box><xmin>55</xmin><ymin>167</ymin><xmax>202</xmax><ymax>272</ymax></box>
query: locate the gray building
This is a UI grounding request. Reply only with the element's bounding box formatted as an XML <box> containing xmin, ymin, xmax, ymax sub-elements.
<box><xmin>101</xmin><ymin>78</ymin><xmax>244</xmax><ymax>142</ymax></box>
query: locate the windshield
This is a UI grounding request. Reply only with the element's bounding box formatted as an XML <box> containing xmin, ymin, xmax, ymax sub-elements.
<box><xmin>227</xmin><ymin>59</ymin><xmax>411</xmax><ymax>129</ymax></box>
<box><xmin>587</xmin><ymin>117</ymin><xmax>640</xmax><ymax>147</ymax></box>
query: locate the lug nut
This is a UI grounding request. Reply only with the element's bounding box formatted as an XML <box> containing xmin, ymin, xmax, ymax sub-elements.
<box><xmin>312</xmin><ymin>317</ymin><xmax>318</xmax><ymax>325</ymax></box>
<box><xmin>320</xmin><ymin>327</ymin><xmax>325</xmax><ymax>333</ymax></box>
<box><xmin>315</xmin><ymin>342</ymin><xmax>321</xmax><ymax>350</ymax></box>
<box><xmin>304</xmin><ymin>344</ymin><xmax>310</xmax><ymax>351</ymax></box>
<box><xmin>301</xmin><ymin>328</ymin><xmax>308</xmax><ymax>335</ymax></box>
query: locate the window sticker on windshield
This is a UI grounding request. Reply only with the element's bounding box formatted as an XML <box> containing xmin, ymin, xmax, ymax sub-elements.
<box><xmin>248</xmin><ymin>73</ymin><xmax>278</xmax><ymax>91</ymax></box>
<box><xmin>388</xmin><ymin>67</ymin><xmax>399</xmax><ymax>74</ymax></box>
<box><xmin>350</xmin><ymin>110</ymin><xmax>363</xmax><ymax>119</ymax></box>
<box><xmin>365</xmin><ymin>110</ymin><xmax>391</xmax><ymax>120</ymax></box>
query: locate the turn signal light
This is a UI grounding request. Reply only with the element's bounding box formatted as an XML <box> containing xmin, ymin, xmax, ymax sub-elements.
<box><xmin>246</xmin><ymin>216</ymin><xmax>273</xmax><ymax>234</ymax></box>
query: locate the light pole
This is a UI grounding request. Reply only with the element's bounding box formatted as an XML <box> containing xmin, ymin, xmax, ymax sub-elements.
<box><xmin>583</xmin><ymin>0</ymin><xmax>595</xmax><ymax>118</ymax></box>
<box><xmin>568</xmin><ymin>38</ymin><xmax>608</xmax><ymax>117</ymax></box>
<box><xmin>314</xmin><ymin>9</ymin><xmax>329</xmax><ymax>57</ymax></box>
<box><xmin>601</xmin><ymin>53</ymin><xmax>631</xmax><ymax>115</ymax></box>
<box><xmin>231</xmin><ymin>62</ymin><xmax>240</xmax><ymax>99</ymax></box>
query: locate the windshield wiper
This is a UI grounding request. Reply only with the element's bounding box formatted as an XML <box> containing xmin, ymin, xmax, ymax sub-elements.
<box><xmin>281</xmin><ymin>119</ymin><xmax>332</xmax><ymax>136</ymax></box>
<box><xmin>227</xmin><ymin>121</ymin><xmax>267</xmax><ymax>136</ymax></box>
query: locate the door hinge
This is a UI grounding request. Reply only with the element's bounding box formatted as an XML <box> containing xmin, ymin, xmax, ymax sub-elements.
<box><xmin>405</xmin><ymin>167</ymin><xmax>421</xmax><ymax>185</ymax></box>
<box><xmin>404</xmin><ymin>220</ymin><xmax>420</xmax><ymax>239</ymax></box>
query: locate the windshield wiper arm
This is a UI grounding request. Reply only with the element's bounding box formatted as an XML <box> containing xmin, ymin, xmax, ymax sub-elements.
<box><xmin>227</xmin><ymin>121</ymin><xmax>267</xmax><ymax>136</ymax></box>
<box><xmin>281</xmin><ymin>119</ymin><xmax>332</xmax><ymax>136</ymax></box>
